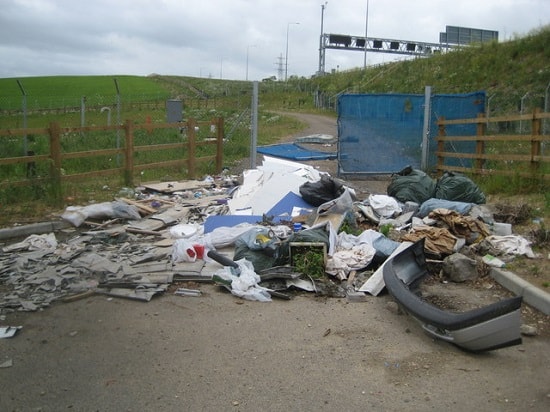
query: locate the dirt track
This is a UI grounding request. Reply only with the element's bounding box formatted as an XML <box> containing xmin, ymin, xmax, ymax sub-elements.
<box><xmin>1</xmin><ymin>113</ymin><xmax>549</xmax><ymax>411</ymax></box>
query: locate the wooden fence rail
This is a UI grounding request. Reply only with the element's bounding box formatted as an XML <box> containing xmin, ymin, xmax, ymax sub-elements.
<box><xmin>436</xmin><ymin>108</ymin><xmax>550</xmax><ymax>180</ymax></box>
<box><xmin>0</xmin><ymin>117</ymin><xmax>224</xmax><ymax>193</ymax></box>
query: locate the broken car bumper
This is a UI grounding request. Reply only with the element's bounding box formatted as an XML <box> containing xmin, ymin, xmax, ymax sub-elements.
<box><xmin>382</xmin><ymin>239</ymin><xmax>522</xmax><ymax>352</ymax></box>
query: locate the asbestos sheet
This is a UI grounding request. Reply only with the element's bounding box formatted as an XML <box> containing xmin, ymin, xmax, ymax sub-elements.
<box><xmin>141</xmin><ymin>180</ymin><xmax>211</xmax><ymax>193</ymax></box>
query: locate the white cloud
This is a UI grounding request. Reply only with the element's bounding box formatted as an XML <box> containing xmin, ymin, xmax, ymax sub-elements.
<box><xmin>0</xmin><ymin>0</ymin><xmax>548</xmax><ymax>80</ymax></box>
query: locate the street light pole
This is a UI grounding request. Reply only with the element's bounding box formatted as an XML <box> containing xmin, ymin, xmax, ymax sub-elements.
<box><xmin>285</xmin><ymin>22</ymin><xmax>299</xmax><ymax>81</ymax></box>
<box><xmin>363</xmin><ymin>0</ymin><xmax>370</xmax><ymax>69</ymax></box>
<box><xmin>318</xmin><ymin>2</ymin><xmax>327</xmax><ymax>75</ymax></box>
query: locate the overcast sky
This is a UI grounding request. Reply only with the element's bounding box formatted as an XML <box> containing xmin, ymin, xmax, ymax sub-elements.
<box><xmin>1</xmin><ymin>0</ymin><xmax>548</xmax><ymax>81</ymax></box>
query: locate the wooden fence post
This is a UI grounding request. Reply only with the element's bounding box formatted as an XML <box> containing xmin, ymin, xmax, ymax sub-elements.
<box><xmin>49</xmin><ymin>122</ymin><xmax>63</xmax><ymax>202</ymax></box>
<box><xmin>124</xmin><ymin>120</ymin><xmax>134</xmax><ymax>186</ymax></box>
<box><xmin>187</xmin><ymin>118</ymin><xmax>196</xmax><ymax>179</ymax></box>
<box><xmin>531</xmin><ymin>108</ymin><xmax>542</xmax><ymax>175</ymax></box>
<box><xmin>215</xmin><ymin>117</ymin><xmax>224</xmax><ymax>173</ymax></box>
<box><xmin>475</xmin><ymin>112</ymin><xmax>486</xmax><ymax>171</ymax></box>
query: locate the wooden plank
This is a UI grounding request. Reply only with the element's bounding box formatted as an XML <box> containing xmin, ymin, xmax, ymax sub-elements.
<box><xmin>0</xmin><ymin>154</ymin><xmax>49</xmax><ymax>166</ymax></box>
<box><xmin>62</xmin><ymin>148</ymin><xmax>123</xmax><ymax>159</ymax></box>
<box><xmin>126</xmin><ymin>227</ymin><xmax>165</xmax><ymax>236</ymax></box>
<box><xmin>436</xmin><ymin>164</ymin><xmax>550</xmax><ymax>180</ymax></box>
<box><xmin>436</xmin><ymin>134</ymin><xmax>549</xmax><ymax>142</ymax></box>
<box><xmin>437</xmin><ymin>112</ymin><xmax>550</xmax><ymax>126</ymax></box>
<box><xmin>435</xmin><ymin>151</ymin><xmax>533</xmax><ymax>162</ymax></box>
<box><xmin>134</xmin><ymin>142</ymin><xmax>186</xmax><ymax>151</ymax></box>
<box><xmin>120</xmin><ymin>198</ymin><xmax>157</xmax><ymax>214</ymax></box>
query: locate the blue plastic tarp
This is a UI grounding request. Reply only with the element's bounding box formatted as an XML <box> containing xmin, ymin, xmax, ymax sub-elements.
<box><xmin>257</xmin><ymin>143</ymin><xmax>337</xmax><ymax>161</ymax></box>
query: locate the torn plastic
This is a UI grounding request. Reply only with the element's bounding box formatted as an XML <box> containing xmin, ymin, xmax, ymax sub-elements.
<box><xmin>213</xmin><ymin>258</ymin><xmax>272</xmax><ymax>302</ymax></box>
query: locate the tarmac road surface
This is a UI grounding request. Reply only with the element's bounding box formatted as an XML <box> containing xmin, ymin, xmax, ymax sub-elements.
<box><xmin>1</xmin><ymin>283</ymin><xmax>549</xmax><ymax>411</ymax></box>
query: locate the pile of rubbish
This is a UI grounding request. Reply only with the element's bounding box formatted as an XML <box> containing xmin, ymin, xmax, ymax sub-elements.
<box><xmin>0</xmin><ymin>158</ymin><xmax>538</xmax><ymax>314</ymax></box>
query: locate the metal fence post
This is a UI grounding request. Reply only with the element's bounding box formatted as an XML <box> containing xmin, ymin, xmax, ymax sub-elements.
<box><xmin>421</xmin><ymin>85</ymin><xmax>432</xmax><ymax>171</ymax></box>
<box><xmin>124</xmin><ymin>120</ymin><xmax>134</xmax><ymax>186</ymax></box>
<box><xmin>215</xmin><ymin>117</ymin><xmax>224</xmax><ymax>173</ymax></box>
<box><xmin>16</xmin><ymin>79</ymin><xmax>28</xmax><ymax>156</ymax></box>
<box><xmin>49</xmin><ymin>122</ymin><xmax>62</xmax><ymax>203</ymax></box>
<box><xmin>187</xmin><ymin>118</ymin><xmax>197</xmax><ymax>179</ymax></box>
<box><xmin>250</xmin><ymin>81</ymin><xmax>259</xmax><ymax>169</ymax></box>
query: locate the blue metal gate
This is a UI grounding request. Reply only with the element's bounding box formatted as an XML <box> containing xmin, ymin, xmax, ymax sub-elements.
<box><xmin>337</xmin><ymin>91</ymin><xmax>485</xmax><ymax>175</ymax></box>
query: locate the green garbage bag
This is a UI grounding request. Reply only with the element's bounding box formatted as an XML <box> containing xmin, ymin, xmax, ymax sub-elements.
<box><xmin>387</xmin><ymin>168</ymin><xmax>436</xmax><ymax>204</ymax></box>
<box><xmin>435</xmin><ymin>171</ymin><xmax>486</xmax><ymax>204</ymax></box>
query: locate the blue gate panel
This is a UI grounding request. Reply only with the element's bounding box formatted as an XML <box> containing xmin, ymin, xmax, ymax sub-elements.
<box><xmin>430</xmin><ymin>92</ymin><xmax>485</xmax><ymax>169</ymax></box>
<box><xmin>337</xmin><ymin>91</ymin><xmax>485</xmax><ymax>175</ymax></box>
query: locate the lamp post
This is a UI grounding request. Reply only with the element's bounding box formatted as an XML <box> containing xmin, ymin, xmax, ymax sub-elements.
<box><xmin>363</xmin><ymin>0</ymin><xmax>370</xmax><ymax>69</ymax></box>
<box><xmin>285</xmin><ymin>22</ymin><xmax>299</xmax><ymax>81</ymax></box>
<box><xmin>318</xmin><ymin>2</ymin><xmax>327</xmax><ymax>75</ymax></box>
<box><xmin>246</xmin><ymin>44</ymin><xmax>256</xmax><ymax>81</ymax></box>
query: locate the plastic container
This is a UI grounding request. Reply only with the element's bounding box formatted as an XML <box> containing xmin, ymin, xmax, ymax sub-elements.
<box><xmin>193</xmin><ymin>244</ymin><xmax>205</xmax><ymax>259</ymax></box>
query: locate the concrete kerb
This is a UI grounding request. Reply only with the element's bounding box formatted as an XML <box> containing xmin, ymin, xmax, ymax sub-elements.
<box><xmin>0</xmin><ymin>220</ymin><xmax>72</xmax><ymax>242</ymax></box>
<box><xmin>1</xmin><ymin>220</ymin><xmax>549</xmax><ymax>316</ymax></box>
<box><xmin>490</xmin><ymin>268</ymin><xmax>550</xmax><ymax>315</ymax></box>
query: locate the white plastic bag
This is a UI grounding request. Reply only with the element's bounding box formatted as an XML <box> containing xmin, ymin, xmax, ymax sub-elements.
<box><xmin>368</xmin><ymin>194</ymin><xmax>402</xmax><ymax>217</ymax></box>
<box><xmin>214</xmin><ymin>259</ymin><xmax>272</xmax><ymax>302</ymax></box>
<box><xmin>172</xmin><ymin>239</ymin><xmax>197</xmax><ymax>263</ymax></box>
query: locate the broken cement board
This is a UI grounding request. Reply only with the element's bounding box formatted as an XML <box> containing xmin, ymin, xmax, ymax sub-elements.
<box><xmin>0</xmin><ymin>326</ymin><xmax>22</xmax><ymax>338</ymax></box>
<box><xmin>125</xmin><ymin>206</ymin><xmax>192</xmax><ymax>232</ymax></box>
<box><xmin>96</xmin><ymin>285</ymin><xmax>168</xmax><ymax>302</ymax></box>
<box><xmin>141</xmin><ymin>180</ymin><xmax>212</xmax><ymax>193</ymax></box>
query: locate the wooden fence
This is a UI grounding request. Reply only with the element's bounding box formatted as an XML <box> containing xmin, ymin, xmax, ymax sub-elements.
<box><xmin>0</xmin><ymin>117</ymin><xmax>224</xmax><ymax>193</ymax></box>
<box><xmin>436</xmin><ymin>108</ymin><xmax>550</xmax><ymax>180</ymax></box>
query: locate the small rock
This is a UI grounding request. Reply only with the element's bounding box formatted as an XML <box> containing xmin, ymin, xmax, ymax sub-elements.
<box><xmin>0</xmin><ymin>359</ymin><xmax>13</xmax><ymax>368</ymax></box>
<box><xmin>520</xmin><ymin>324</ymin><xmax>538</xmax><ymax>336</ymax></box>
<box><xmin>386</xmin><ymin>301</ymin><xmax>401</xmax><ymax>315</ymax></box>
<box><xmin>443</xmin><ymin>253</ymin><xmax>478</xmax><ymax>282</ymax></box>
